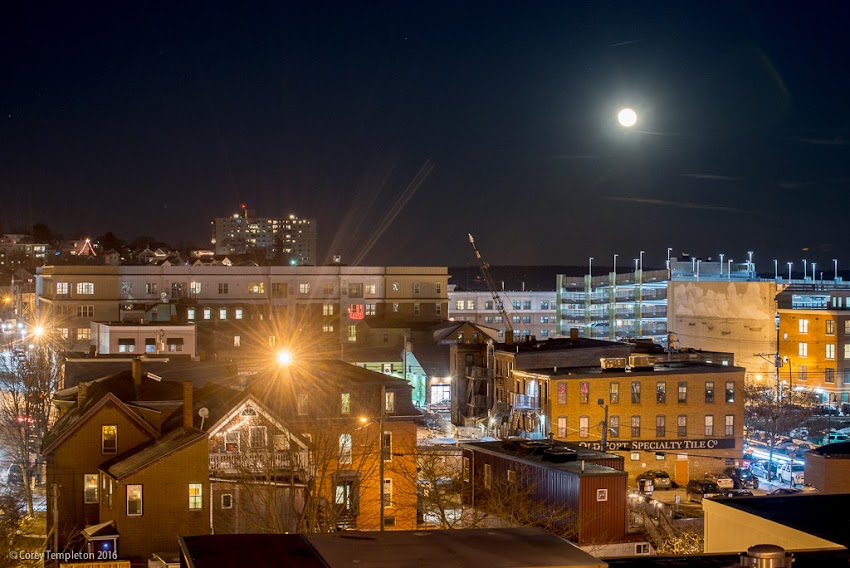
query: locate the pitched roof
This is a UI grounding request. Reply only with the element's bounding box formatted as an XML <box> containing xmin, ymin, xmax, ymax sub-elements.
<box><xmin>62</xmin><ymin>358</ymin><xmax>239</xmax><ymax>389</ymax></box>
<box><xmin>100</xmin><ymin>426</ymin><xmax>207</xmax><ymax>479</ymax></box>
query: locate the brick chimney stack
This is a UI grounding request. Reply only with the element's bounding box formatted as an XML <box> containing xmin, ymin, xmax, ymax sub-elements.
<box><xmin>183</xmin><ymin>381</ymin><xmax>193</xmax><ymax>429</ymax></box>
<box><xmin>132</xmin><ymin>357</ymin><xmax>143</xmax><ymax>386</ymax></box>
<box><xmin>78</xmin><ymin>382</ymin><xmax>88</xmax><ymax>407</ymax></box>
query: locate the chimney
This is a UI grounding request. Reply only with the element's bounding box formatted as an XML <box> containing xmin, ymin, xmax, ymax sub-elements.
<box><xmin>78</xmin><ymin>382</ymin><xmax>88</xmax><ymax>407</ymax></box>
<box><xmin>132</xmin><ymin>357</ymin><xmax>143</xmax><ymax>386</ymax></box>
<box><xmin>183</xmin><ymin>381</ymin><xmax>194</xmax><ymax>429</ymax></box>
<box><xmin>569</xmin><ymin>328</ymin><xmax>579</xmax><ymax>341</ymax></box>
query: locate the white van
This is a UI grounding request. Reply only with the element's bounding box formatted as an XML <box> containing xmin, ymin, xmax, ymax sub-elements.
<box><xmin>777</xmin><ymin>463</ymin><xmax>804</xmax><ymax>485</ymax></box>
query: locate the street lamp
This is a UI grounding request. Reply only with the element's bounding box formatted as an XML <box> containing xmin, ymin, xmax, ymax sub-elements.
<box><xmin>276</xmin><ymin>350</ymin><xmax>293</xmax><ymax>366</ymax></box>
<box><xmin>639</xmin><ymin>250</ymin><xmax>644</xmax><ymax>273</ymax></box>
<box><xmin>613</xmin><ymin>254</ymin><xmax>618</xmax><ymax>275</ymax></box>
<box><xmin>774</xmin><ymin>260</ymin><xmax>778</xmax><ymax>280</ymax></box>
<box><xmin>589</xmin><ymin>257</ymin><xmax>593</xmax><ymax>279</ymax></box>
<box><xmin>812</xmin><ymin>262</ymin><xmax>817</xmax><ymax>282</ymax></box>
<box><xmin>803</xmin><ymin>260</ymin><xmax>807</xmax><ymax>280</ymax></box>
<box><xmin>834</xmin><ymin>259</ymin><xmax>839</xmax><ymax>281</ymax></box>
<box><xmin>727</xmin><ymin>259</ymin><xmax>733</xmax><ymax>281</ymax></box>
<box><xmin>787</xmin><ymin>262</ymin><xmax>792</xmax><ymax>281</ymax></box>
<box><xmin>719</xmin><ymin>253</ymin><xmax>724</xmax><ymax>275</ymax></box>
<box><xmin>667</xmin><ymin>247</ymin><xmax>673</xmax><ymax>278</ymax></box>
<box><xmin>748</xmin><ymin>251</ymin><xmax>754</xmax><ymax>274</ymax></box>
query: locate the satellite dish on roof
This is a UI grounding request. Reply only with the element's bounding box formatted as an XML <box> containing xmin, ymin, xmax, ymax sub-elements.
<box><xmin>198</xmin><ymin>407</ymin><xmax>209</xmax><ymax>430</ymax></box>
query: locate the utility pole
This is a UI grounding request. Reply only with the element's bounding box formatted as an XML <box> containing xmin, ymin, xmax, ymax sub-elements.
<box><xmin>53</xmin><ymin>483</ymin><xmax>59</xmax><ymax>553</ymax></box>
<box><xmin>598</xmin><ymin>399</ymin><xmax>609</xmax><ymax>452</ymax></box>
<box><xmin>379</xmin><ymin>383</ymin><xmax>385</xmax><ymax>531</ymax></box>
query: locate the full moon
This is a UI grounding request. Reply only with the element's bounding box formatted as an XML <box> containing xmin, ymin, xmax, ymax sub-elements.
<box><xmin>617</xmin><ymin>108</ymin><xmax>637</xmax><ymax>127</ymax></box>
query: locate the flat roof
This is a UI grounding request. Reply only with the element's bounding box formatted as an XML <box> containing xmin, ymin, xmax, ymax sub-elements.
<box><xmin>462</xmin><ymin>440</ymin><xmax>626</xmax><ymax>478</ymax></box>
<box><xmin>531</xmin><ymin>363</ymin><xmax>745</xmax><ymax>379</ymax></box>
<box><xmin>180</xmin><ymin>528</ymin><xmax>606</xmax><ymax>568</ymax></box>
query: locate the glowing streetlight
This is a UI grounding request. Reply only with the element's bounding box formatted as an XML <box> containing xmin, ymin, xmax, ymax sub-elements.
<box><xmin>617</xmin><ymin>108</ymin><xmax>637</xmax><ymax>127</ymax></box>
<box><xmin>33</xmin><ymin>326</ymin><xmax>45</xmax><ymax>337</ymax></box>
<box><xmin>276</xmin><ymin>350</ymin><xmax>293</xmax><ymax>366</ymax></box>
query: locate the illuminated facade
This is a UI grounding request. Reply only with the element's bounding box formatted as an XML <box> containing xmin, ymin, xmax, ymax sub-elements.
<box><xmin>777</xmin><ymin>285</ymin><xmax>850</xmax><ymax>406</ymax></box>
<box><xmin>211</xmin><ymin>207</ymin><xmax>317</xmax><ymax>265</ymax></box>
<box><xmin>447</xmin><ymin>287</ymin><xmax>558</xmax><ymax>341</ymax></box>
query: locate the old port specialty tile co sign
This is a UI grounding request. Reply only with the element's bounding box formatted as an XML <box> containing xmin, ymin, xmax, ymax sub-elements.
<box><xmin>577</xmin><ymin>438</ymin><xmax>735</xmax><ymax>452</ymax></box>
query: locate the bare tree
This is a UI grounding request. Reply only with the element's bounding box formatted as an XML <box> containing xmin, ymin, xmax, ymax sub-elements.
<box><xmin>0</xmin><ymin>341</ymin><xmax>60</xmax><ymax>515</ymax></box>
<box><xmin>745</xmin><ymin>383</ymin><xmax>813</xmax><ymax>479</ymax></box>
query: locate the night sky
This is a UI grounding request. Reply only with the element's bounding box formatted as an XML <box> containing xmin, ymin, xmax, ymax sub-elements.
<box><xmin>3</xmin><ymin>2</ymin><xmax>850</xmax><ymax>270</ymax></box>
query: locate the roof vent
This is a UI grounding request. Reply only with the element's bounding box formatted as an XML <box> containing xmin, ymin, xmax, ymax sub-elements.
<box><xmin>738</xmin><ymin>544</ymin><xmax>794</xmax><ymax>568</ymax></box>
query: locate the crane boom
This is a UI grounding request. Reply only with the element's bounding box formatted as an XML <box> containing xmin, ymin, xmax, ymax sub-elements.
<box><xmin>468</xmin><ymin>233</ymin><xmax>514</xmax><ymax>334</ymax></box>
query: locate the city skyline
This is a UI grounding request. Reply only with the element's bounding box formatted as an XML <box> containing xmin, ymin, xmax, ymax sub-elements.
<box><xmin>3</xmin><ymin>2</ymin><xmax>850</xmax><ymax>267</ymax></box>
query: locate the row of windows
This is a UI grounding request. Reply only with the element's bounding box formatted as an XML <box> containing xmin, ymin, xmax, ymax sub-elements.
<box><xmin>555</xmin><ymin>414</ymin><xmax>735</xmax><ymax>438</ymax></box>
<box><xmin>339</xmin><ymin>431</ymin><xmax>393</xmax><ymax>464</ymax></box>
<box><xmin>456</xmin><ymin>300</ymin><xmax>554</xmax><ymax>311</ymax></box>
<box><xmin>555</xmin><ymin>380</ymin><xmax>736</xmax><ymax>405</ymax></box>
<box><xmin>795</xmin><ymin>318</ymin><xmax>850</xmax><ymax>335</ymax></box>
<box><xmin>796</xmin><ymin>342</ymin><xmax>850</xmax><ymax>360</ymax></box>
<box><xmin>84</xmin><ymin>475</ymin><xmax>204</xmax><ymax>515</ymax></box>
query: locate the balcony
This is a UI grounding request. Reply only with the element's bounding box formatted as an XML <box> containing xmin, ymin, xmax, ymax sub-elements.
<box><xmin>512</xmin><ymin>394</ymin><xmax>540</xmax><ymax>411</ymax></box>
<box><xmin>209</xmin><ymin>450</ymin><xmax>309</xmax><ymax>477</ymax></box>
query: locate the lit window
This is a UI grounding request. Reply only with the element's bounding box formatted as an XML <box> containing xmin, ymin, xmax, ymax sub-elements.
<box><xmin>76</xmin><ymin>282</ymin><xmax>94</xmax><ymax>294</ymax></box>
<box><xmin>725</xmin><ymin>381</ymin><xmax>735</xmax><ymax>403</ymax></box>
<box><xmin>233</xmin><ymin>335</ymin><xmax>240</xmax><ymax>347</ymax></box>
<box><xmin>189</xmin><ymin>484</ymin><xmax>203</xmax><ymax>511</ymax></box>
<box><xmin>203</xmin><ymin>308</ymin><xmax>211</xmax><ymax>320</ymax></box>
<box><xmin>190</xmin><ymin>282</ymin><xmax>202</xmax><ymax>295</ymax></box>
<box><xmin>609</xmin><ymin>382</ymin><xmax>619</xmax><ymax>404</ymax></box>
<box><xmin>414</xmin><ymin>303</ymin><xmax>420</xmax><ymax>316</ymax></box>
<box><xmin>102</xmin><ymin>425</ymin><xmax>117</xmax><ymax>454</ymax></box>
<box><xmin>456</xmin><ymin>301</ymin><xmax>465</xmax><ymax>310</ymax></box>
<box><xmin>826</xmin><ymin>344</ymin><xmax>835</xmax><ymax>359</ymax></box>
<box><xmin>323</xmin><ymin>325</ymin><xmax>334</xmax><ymax>333</ymax></box>
<box><xmin>118</xmin><ymin>339</ymin><xmax>135</xmax><ymax>353</ymax></box>
<box><xmin>413</xmin><ymin>282</ymin><xmax>421</xmax><ymax>294</ymax></box>
<box><xmin>385</xmin><ymin>391</ymin><xmax>395</xmax><ymax>413</ymax></box>
<box><xmin>323</xmin><ymin>304</ymin><xmax>334</xmax><ymax>316</ymax></box>
<box><xmin>705</xmin><ymin>381</ymin><xmax>714</xmax><ymax>403</ymax></box>
<box><xmin>826</xmin><ymin>320</ymin><xmax>835</xmax><ymax>335</ymax></box>
<box><xmin>187</xmin><ymin>308</ymin><xmax>195</xmax><ymax>320</ymax></box>
<box><xmin>127</xmin><ymin>485</ymin><xmax>143</xmax><ymax>516</ymax></box>
<box><xmin>250</xmin><ymin>426</ymin><xmax>267</xmax><ymax>448</ymax></box>
<box><xmin>557</xmin><ymin>416</ymin><xmax>566</xmax><ymax>438</ymax></box>
<box><xmin>799</xmin><ymin>342</ymin><xmax>808</xmax><ymax>357</ymax></box>
<box><xmin>84</xmin><ymin>474</ymin><xmax>98</xmax><ymax>504</ymax></box>
<box><xmin>678</xmin><ymin>415</ymin><xmax>687</xmax><ymax>437</ymax></box>
<box><xmin>219</xmin><ymin>308</ymin><xmax>227</xmax><ymax>320</ymax></box>
<box><xmin>704</xmin><ymin>415</ymin><xmax>714</xmax><ymax>436</ymax></box>
<box><xmin>383</xmin><ymin>478</ymin><xmax>393</xmax><ymax>507</ymax></box>
<box><xmin>348</xmin><ymin>325</ymin><xmax>357</xmax><ymax>342</ymax></box>
<box><xmin>609</xmin><ymin>415</ymin><xmax>620</xmax><ymax>437</ymax></box>
<box><xmin>725</xmin><ymin>415</ymin><xmax>734</xmax><ymax>437</ymax></box>
<box><xmin>579</xmin><ymin>416</ymin><xmax>589</xmax><ymax>438</ymax></box>
<box><xmin>77</xmin><ymin>327</ymin><xmax>91</xmax><ymax>340</ymax></box>
<box><xmin>484</xmin><ymin>464</ymin><xmax>492</xmax><ymax>489</ymax></box>
<box><xmin>299</xmin><ymin>283</ymin><xmax>310</xmax><ymax>294</ymax></box>
<box><xmin>56</xmin><ymin>282</ymin><xmax>69</xmax><ymax>295</ymax></box>
<box><xmin>631</xmin><ymin>415</ymin><xmax>640</xmax><ymax>437</ymax></box>
<box><xmin>656</xmin><ymin>415</ymin><xmax>665</xmax><ymax>437</ymax></box>
<box><xmin>467</xmin><ymin>300</ymin><xmax>475</xmax><ymax>310</ymax></box>
<box><xmin>218</xmin><ymin>283</ymin><xmax>228</xmax><ymax>294</ymax></box>
<box><xmin>799</xmin><ymin>319</ymin><xmax>809</xmax><ymax>333</ymax></box>
<box><xmin>366</xmin><ymin>284</ymin><xmax>376</xmax><ymax>294</ymax></box>
<box><xmin>365</xmin><ymin>304</ymin><xmax>376</xmax><ymax>316</ymax></box>
<box><xmin>507</xmin><ymin>470</ymin><xmax>516</xmax><ymax>483</ymax></box>
<box><xmin>341</xmin><ymin>393</ymin><xmax>350</xmax><ymax>414</ymax></box>
<box><xmin>339</xmin><ymin>433</ymin><xmax>352</xmax><ymax>464</ymax></box>
<box><xmin>656</xmin><ymin>382</ymin><xmax>666</xmax><ymax>403</ymax></box>
<box><xmin>248</xmin><ymin>282</ymin><xmax>264</xmax><ymax>294</ymax></box>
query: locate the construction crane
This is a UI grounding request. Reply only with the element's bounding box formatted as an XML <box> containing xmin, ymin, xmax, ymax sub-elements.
<box><xmin>468</xmin><ymin>233</ymin><xmax>513</xmax><ymax>337</ymax></box>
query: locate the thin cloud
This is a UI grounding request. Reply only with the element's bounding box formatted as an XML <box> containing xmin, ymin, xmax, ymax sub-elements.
<box><xmin>786</xmin><ymin>136</ymin><xmax>849</xmax><ymax>146</ymax></box>
<box><xmin>606</xmin><ymin>196</ymin><xmax>744</xmax><ymax>213</ymax></box>
<box><xmin>777</xmin><ymin>181</ymin><xmax>815</xmax><ymax>190</ymax></box>
<box><xmin>681</xmin><ymin>173</ymin><xmax>742</xmax><ymax>182</ymax></box>
<box><xmin>610</xmin><ymin>40</ymin><xmax>643</xmax><ymax>48</ymax></box>
<box><xmin>553</xmin><ymin>154</ymin><xmax>602</xmax><ymax>160</ymax></box>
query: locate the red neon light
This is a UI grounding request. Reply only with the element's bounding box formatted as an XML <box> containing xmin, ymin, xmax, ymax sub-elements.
<box><xmin>348</xmin><ymin>304</ymin><xmax>365</xmax><ymax>320</ymax></box>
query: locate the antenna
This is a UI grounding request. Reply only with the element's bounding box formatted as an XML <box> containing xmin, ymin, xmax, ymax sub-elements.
<box><xmin>198</xmin><ymin>407</ymin><xmax>209</xmax><ymax>430</ymax></box>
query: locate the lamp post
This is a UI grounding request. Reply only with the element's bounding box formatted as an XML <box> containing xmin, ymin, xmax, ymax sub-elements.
<box><xmin>803</xmin><ymin>259</ymin><xmax>807</xmax><ymax>281</ymax></box>
<box><xmin>834</xmin><ymin>259</ymin><xmax>839</xmax><ymax>282</ymax></box>
<box><xmin>774</xmin><ymin>260</ymin><xmax>778</xmax><ymax>280</ymax></box>
<box><xmin>696</xmin><ymin>260</ymin><xmax>701</xmax><ymax>280</ymax></box>
<box><xmin>639</xmin><ymin>250</ymin><xmax>644</xmax><ymax>273</ymax></box>
<box><xmin>787</xmin><ymin>262</ymin><xmax>792</xmax><ymax>281</ymax></box>
<box><xmin>748</xmin><ymin>251</ymin><xmax>754</xmax><ymax>275</ymax></box>
<box><xmin>727</xmin><ymin>259</ymin><xmax>733</xmax><ymax>281</ymax></box>
<box><xmin>812</xmin><ymin>262</ymin><xmax>816</xmax><ymax>282</ymax></box>
<box><xmin>613</xmin><ymin>254</ymin><xmax>618</xmax><ymax>275</ymax></box>
<box><xmin>589</xmin><ymin>257</ymin><xmax>593</xmax><ymax>279</ymax></box>
<box><xmin>719</xmin><ymin>253</ymin><xmax>724</xmax><ymax>275</ymax></box>
<box><xmin>667</xmin><ymin>247</ymin><xmax>673</xmax><ymax>279</ymax></box>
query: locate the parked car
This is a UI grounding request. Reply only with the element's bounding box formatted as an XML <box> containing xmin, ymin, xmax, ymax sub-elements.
<box><xmin>636</xmin><ymin>470</ymin><xmax>673</xmax><ymax>490</ymax></box>
<box><xmin>704</xmin><ymin>472</ymin><xmax>734</xmax><ymax>489</ymax></box>
<box><xmin>5</xmin><ymin>464</ymin><xmax>23</xmax><ymax>485</ymax></box>
<box><xmin>686</xmin><ymin>479</ymin><xmax>721</xmax><ymax>503</ymax></box>
<box><xmin>824</xmin><ymin>432</ymin><xmax>850</xmax><ymax>444</ymax></box>
<box><xmin>750</xmin><ymin>460</ymin><xmax>779</xmax><ymax>480</ymax></box>
<box><xmin>724</xmin><ymin>466</ymin><xmax>759</xmax><ymax>490</ymax></box>
<box><xmin>777</xmin><ymin>463</ymin><xmax>805</xmax><ymax>485</ymax></box>
<box><xmin>717</xmin><ymin>489</ymin><xmax>754</xmax><ymax>498</ymax></box>
<box><xmin>768</xmin><ymin>486</ymin><xmax>801</xmax><ymax>496</ymax></box>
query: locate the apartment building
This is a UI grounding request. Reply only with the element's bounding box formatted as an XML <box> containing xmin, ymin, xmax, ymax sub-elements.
<box><xmin>777</xmin><ymin>285</ymin><xmax>850</xmax><ymax>406</ymax></box>
<box><xmin>447</xmin><ymin>287</ymin><xmax>558</xmax><ymax>341</ymax></box>
<box><xmin>35</xmin><ymin>265</ymin><xmax>449</xmax><ymax>358</ymax></box>
<box><xmin>210</xmin><ymin>207</ymin><xmax>317</xmax><ymax>264</ymax></box>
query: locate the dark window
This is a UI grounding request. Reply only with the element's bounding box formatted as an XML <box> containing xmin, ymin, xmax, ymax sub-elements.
<box><xmin>656</xmin><ymin>415</ymin><xmax>666</xmax><ymax>437</ymax></box>
<box><xmin>631</xmin><ymin>381</ymin><xmax>641</xmax><ymax>404</ymax></box>
<box><xmin>826</xmin><ymin>368</ymin><xmax>835</xmax><ymax>383</ymax></box>
<box><xmin>677</xmin><ymin>415</ymin><xmax>687</xmax><ymax>437</ymax></box>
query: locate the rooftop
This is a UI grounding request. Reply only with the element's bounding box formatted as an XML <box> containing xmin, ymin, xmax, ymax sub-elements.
<box><xmin>462</xmin><ymin>440</ymin><xmax>626</xmax><ymax>478</ymax></box>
